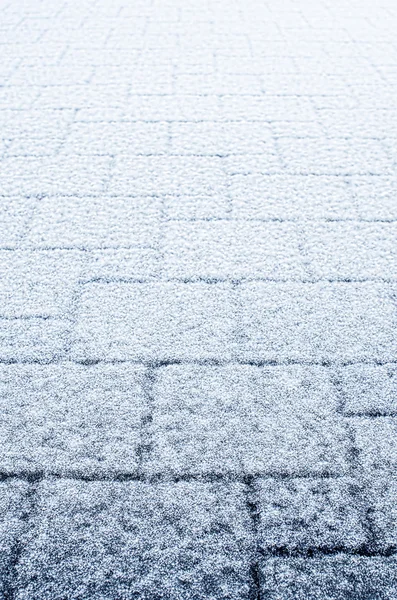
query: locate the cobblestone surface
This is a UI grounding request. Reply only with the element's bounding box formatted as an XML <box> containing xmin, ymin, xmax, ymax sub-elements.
<box><xmin>1</xmin><ymin>0</ymin><xmax>397</xmax><ymax>597</ymax></box>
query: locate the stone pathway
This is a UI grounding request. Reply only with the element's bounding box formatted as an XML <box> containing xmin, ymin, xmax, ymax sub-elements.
<box><xmin>1</xmin><ymin>0</ymin><xmax>397</xmax><ymax>598</ymax></box>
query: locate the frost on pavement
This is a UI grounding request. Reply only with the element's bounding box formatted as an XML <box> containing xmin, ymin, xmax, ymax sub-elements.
<box><xmin>1</xmin><ymin>0</ymin><xmax>397</xmax><ymax>598</ymax></box>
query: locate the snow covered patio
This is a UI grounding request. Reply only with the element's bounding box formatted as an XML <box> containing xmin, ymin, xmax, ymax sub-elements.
<box><xmin>1</xmin><ymin>0</ymin><xmax>397</xmax><ymax>597</ymax></box>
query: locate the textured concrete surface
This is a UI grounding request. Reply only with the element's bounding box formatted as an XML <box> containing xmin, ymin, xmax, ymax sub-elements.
<box><xmin>1</xmin><ymin>0</ymin><xmax>397</xmax><ymax>598</ymax></box>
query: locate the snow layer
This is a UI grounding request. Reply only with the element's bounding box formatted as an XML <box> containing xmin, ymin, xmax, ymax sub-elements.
<box><xmin>1</xmin><ymin>0</ymin><xmax>397</xmax><ymax>597</ymax></box>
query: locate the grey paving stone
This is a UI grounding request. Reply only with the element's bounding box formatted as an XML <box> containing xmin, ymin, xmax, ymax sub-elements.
<box><xmin>351</xmin><ymin>418</ymin><xmax>397</xmax><ymax>475</ymax></box>
<box><xmin>109</xmin><ymin>156</ymin><xmax>228</xmax><ymax>198</ymax></box>
<box><xmin>83</xmin><ymin>248</ymin><xmax>160</xmax><ymax>281</ymax></box>
<box><xmin>237</xmin><ymin>282</ymin><xmax>397</xmax><ymax>362</ymax></box>
<box><xmin>339</xmin><ymin>364</ymin><xmax>397</xmax><ymax>415</ymax></box>
<box><xmin>259</xmin><ymin>556</ymin><xmax>397</xmax><ymax>600</ymax></box>
<box><xmin>16</xmin><ymin>479</ymin><xmax>253</xmax><ymax>600</ymax></box>
<box><xmin>0</xmin><ymin>319</ymin><xmax>69</xmax><ymax>362</ymax></box>
<box><xmin>278</xmin><ymin>137</ymin><xmax>393</xmax><ymax>175</ymax></box>
<box><xmin>301</xmin><ymin>222</ymin><xmax>397</xmax><ymax>280</ymax></box>
<box><xmin>230</xmin><ymin>174</ymin><xmax>357</xmax><ymax>220</ymax></box>
<box><xmin>0</xmin><ymin>197</ymin><xmax>36</xmax><ymax>247</ymax></box>
<box><xmin>63</xmin><ymin>121</ymin><xmax>169</xmax><ymax>155</ymax></box>
<box><xmin>0</xmin><ymin>364</ymin><xmax>146</xmax><ymax>476</ymax></box>
<box><xmin>163</xmin><ymin>221</ymin><xmax>305</xmax><ymax>279</ymax></box>
<box><xmin>26</xmin><ymin>196</ymin><xmax>162</xmax><ymax>249</ymax></box>
<box><xmin>170</xmin><ymin>122</ymin><xmax>275</xmax><ymax>155</ymax></box>
<box><xmin>0</xmin><ymin>156</ymin><xmax>111</xmax><ymax>196</ymax></box>
<box><xmin>148</xmin><ymin>365</ymin><xmax>349</xmax><ymax>475</ymax></box>
<box><xmin>256</xmin><ymin>478</ymin><xmax>366</xmax><ymax>551</ymax></box>
<box><xmin>0</xmin><ymin>250</ymin><xmax>84</xmax><ymax>318</ymax></box>
<box><xmin>72</xmin><ymin>282</ymin><xmax>235</xmax><ymax>361</ymax></box>
<box><xmin>0</xmin><ymin>480</ymin><xmax>30</xmax><ymax>597</ymax></box>
<box><xmin>367</xmin><ymin>477</ymin><xmax>397</xmax><ymax>551</ymax></box>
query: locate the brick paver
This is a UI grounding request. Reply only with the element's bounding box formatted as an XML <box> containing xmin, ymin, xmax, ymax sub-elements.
<box><xmin>1</xmin><ymin>0</ymin><xmax>397</xmax><ymax>597</ymax></box>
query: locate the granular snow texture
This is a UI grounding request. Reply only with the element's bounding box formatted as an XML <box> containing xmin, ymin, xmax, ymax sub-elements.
<box><xmin>1</xmin><ymin>0</ymin><xmax>397</xmax><ymax>598</ymax></box>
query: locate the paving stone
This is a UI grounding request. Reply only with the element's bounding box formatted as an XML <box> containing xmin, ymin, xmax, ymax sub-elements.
<box><xmin>0</xmin><ymin>480</ymin><xmax>30</xmax><ymax>597</ymax></box>
<box><xmin>338</xmin><ymin>364</ymin><xmax>397</xmax><ymax>415</ymax></box>
<box><xmin>237</xmin><ymin>282</ymin><xmax>397</xmax><ymax>362</ymax></box>
<box><xmin>0</xmin><ymin>364</ymin><xmax>146</xmax><ymax>476</ymax></box>
<box><xmin>148</xmin><ymin>365</ymin><xmax>348</xmax><ymax>476</ymax></box>
<box><xmin>230</xmin><ymin>174</ymin><xmax>357</xmax><ymax>220</ymax></box>
<box><xmin>256</xmin><ymin>478</ymin><xmax>366</xmax><ymax>551</ymax></box>
<box><xmin>259</xmin><ymin>556</ymin><xmax>397</xmax><ymax>600</ymax></box>
<box><xmin>351</xmin><ymin>418</ymin><xmax>397</xmax><ymax>475</ymax></box>
<box><xmin>367</xmin><ymin>477</ymin><xmax>397</xmax><ymax>551</ymax></box>
<box><xmin>26</xmin><ymin>196</ymin><xmax>162</xmax><ymax>249</ymax></box>
<box><xmin>163</xmin><ymin>221</ymin><xmax>305</xmax><ymax>279</ymax></box>
<box><xmin>0</xmin><ymin>197</ymin><xmax>36</xmax><ymax>248</ymax></box>
<box><xmin>0</xmin><ymin>250</ymin><xmax>84</xmax><ymax>318</ymax></box>
<box><xmin>72</xmin><ymin>282</ymin><xmax>235</xmax><ymax>361</ymax></box>
<box><xmin>301</xmin><ymin>222</ymin><xmax>397</xmax><ymax>280</ymax></box>
<box><xmin>0</xmin><ymin>319</ymin><xmax>69</xmax><ymax>362</ymax></box>
<box><xmin>16</xmin><ymin>479</ymin><xmax>253</xmax><ymax>600</ymax></box>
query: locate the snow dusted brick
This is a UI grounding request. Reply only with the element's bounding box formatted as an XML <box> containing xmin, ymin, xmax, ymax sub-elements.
<box><xmin>0</xmin><ymin>480</ymin><xmax>30</xmax><ymax>597</ymax></box>
<box><xmin>0</xmin><ymin>156</ymin><xmax>111</xmax><ymax>196</ymax></box>
<box><xmin>352</xmin><ymin>176</ymin><xmax>397</xmax><ymax>220</ymax></box>
<box><xmin>109</xmin><ymin>156</ymin><xmax>228</xmax><ymax>197</ymax></box>
<box><xmin>0</xmin><ymin>364</ymin><xmax>146</xmax><ymax>476</ymax></box>
<box><xmin>0</xmin><ymin>319</ymin><xmax>69</xmax><ymax>362</ymax></box>
<box><xmin>351</xmin><ymin>418</ymin><xmax>397</xmax><ymax>475</ymax></box>
<box><xmin>259</xmin><ymin>556</ymin><xmax>397</xmax><ymax>600</ymax></box>
<box><xmin>0</xmin><ymin>250</ymin><xmax>84</xmax><ymax>318</ymax></box>
<box><xmin>63</xmin><ymin>121</ymin><xmax>169</xmax><ymax>155</ymax></box>
<box><xmin>0</xmin><ymin>197</ymin><xmax>36</xmax><ymax>247</ymax></box>
<box><xmin>163</xmin><ymin>221</ymin><xmax>305</xmax><ymax>279</ymax></box>
<box><xmin>72</xmin><ymin>282</ymin><xmax>235</xmax><ymax>361</ymax></box>
<box><xmin>367</xmin><ymin>477</ymin><xmax>397</xmax><ymax>551</ymax></box>
<box><xmin>84</xmin><ymin>248</ymin><xmax>160</xmax><ymax>281</ymax></box>
<box><xmin>256</xmin><ymin>478</ymin><xmax>366</xmax><ymax>551</ymax></box>
<box><xmin>27</xmin><ymin>196</ymin><xmax>162</xmax><ymax>249</ymax></box>
<box><xmin>230</xmin><ymin>174</ymin><xmax>357</xmax><ymax>220</ymax></box>
<box><xmin>16</xmin><ymin>479</ymin><xmax>253</xmax><ymax>600</ymax></box>
<box><xmin>170</xmin><ymin>122</ymin><xmax>275</xmax><ymax>155</ymax></box>
<box><xmin>148</xmin><ymin>365</ymin><xmax>348</xmax><ymax>476</ymax></box>
<box><xmin>237</xmin><ymin>282</ymin><xmax>397</xmax><ymax>362</ymax></box>
<box><xmin>277</xmin><ymin>137</ymin><xmax>392</xmax><ymax>174</ymax></box>
<box><xmin>163</xmin><ymin>194</ymin><xmax>230</xmax><ymax>220</ymax></box>
<box><xmin>339</xmin><ymin>364</ymin><xmax>397</xmax><ymax>415</ymax></box>
<box><xmin>301</xmin><ymin>222</ymin><xmax>397</xmax><ymax>280</ymax></box>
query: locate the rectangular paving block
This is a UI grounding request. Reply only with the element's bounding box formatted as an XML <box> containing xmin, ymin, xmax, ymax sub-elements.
<box><xmin>26</xmin><ymin>196</ymin><xmax>162</xmax><ymax>249</ymax></box>
<box><xmin>256</xmin><ymin>477</ymin><xmax>366</xmax><ymax>551</ymax></box>
<box><xmin>0</xmin><ymin>363</ymin><xmax>147</xmax><ymax>476</ymax></box>
<box><xmin>72</xmin><ymin>282</ymin><xmax>235</xmax><ymax>361</ymax></box>
<box><xmin>230</xmin><ymin>174</ymin><xmax>357</xmax><ymax>220</ymax></box>
<box><xmin>109</xmin><ymin>156</ymin><xmax>228</xmax><ymax>197</ymax></box>
<box><xmin>259</xmin><ymin>556</ymin><xmax>397</xmax><ymax>600</ymax></box>
<box><xmin>170</xmin><ymin>122</ymin><xmax>275</xmax><ymax>155</ymax></box>
<box><xmin>0</xmin><ymin>319</ymin><xmax>69</xmax><ymax>362</ymax></box>
<box><xmin>63</xmin><ymin>121</ymin><xmax>169</xmax><ymax>155</ymax></box>
<box><xmin>0</xmin><ymin>364</ymin><xmax>146</xmax><ymax>476</ymax></box>
<box><xmin>0</xmin><ymin>250</ymin><xmax>84</xmax><ymax>318</ymax></box>
<box><xmin>16</xmin><ymin>479</ymin><xmax>253</xmax><ymax>600</ymax></box>
<box><xmin>0</xmin><ymin>480</ymin><xmax>30</xmax><ymax>598</ymax></box>
<box><xmin>351</xmin><ymin>417</ymin><xmax>397</xmax><ymax>475</ymax></box>
<box><xmin>367</xmin><ymin>477</ymin><xmax>397</xmax><ymax>551</ymax></box>
<box><xmin>163</xmin><ymin>194</ymin><xmax>230</xmax><ymax>220</ymax></box>
<box><xmin>277</xmin><ymin>137</ymin><xmax>393</xmax><ymax>174</ymax></box>
<box><xmin>148</xmin><ymin>365</ymin><xmax>349</xmax><ymax>476</ymax></box>
<box><xmin>83</xmin><ymin>248</ymin><xmax>160</xmax><ymax>281</ymax></box>
<box><xmin>301</xmin><ymin>222</ymin><xmax>397</xmax><ymax>280</ymax></box>
<box><xmin>0</xmin><ymin>156</ymin><xmax>111</xmax><ymax>196</ymax></box>
<box><xmin>0</xmin><ymin>197</ymin><xmax>36</xmax><ymax>248</ymax></box>
<box><xmin>352</xmin><ymin>176</ymin><xmax>397</xmax><ymax>220</ymax></box>
<box><xmin>163</xmin><ymin>221</ymin><xmax>305</xmax><ymax>280</ymax></box>
<box><xmin>237</xmin><ymin>282</ymin><xmax>397</xmax><ymax>362</ymax></box>
<box><xmin>338</xmin><ymin>364</ymin><xmax>397</xmax><ymax>415</ymax></box>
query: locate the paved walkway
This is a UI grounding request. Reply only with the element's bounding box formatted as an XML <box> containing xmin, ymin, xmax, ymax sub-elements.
<box><xmin>1</xmin><ymin>0</ymin><xmax>397</xmax><ymax>598</ymax></box>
